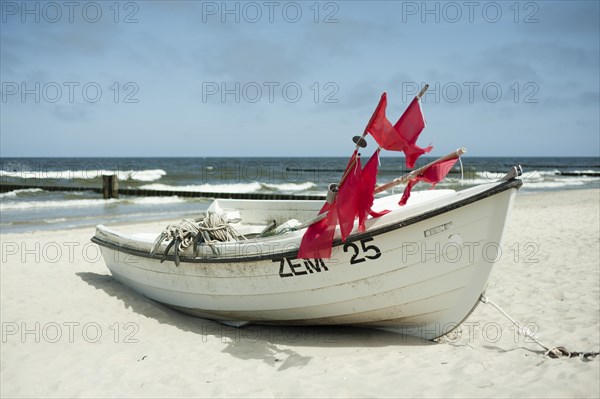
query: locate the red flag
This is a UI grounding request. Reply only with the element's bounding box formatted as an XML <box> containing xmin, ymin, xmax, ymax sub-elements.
<box><xmin>394</xmin><ymin>97</ymin><xmax>427</xmax><ymax>145</ymax></box>
<box><xmin>364</xmin><ymin>93</ymin><xmax>399</xmax><ymax>150</ymax></box>
<box><xmin>298</xmin><ymin>201</ymin><xmax>338</xmax><ymax>259</ymax></box>
<box><xmin>393</xmin><ymin>97</ymin><xmax>432</xmax><ymax>168</ymax></box>
<box><xmin>398</xmin><ymin>179</ymin><xmax>419</xmax><ymax>207</ymax></box>
<box><xmin>336</xmin><ymin>154</ymin><xmax>361</xmax><ymax>241</ymax></box>
<box><xmin>357</xmin><ymin>150</ymin><xmax>389</xmax><ymax>231</ymax></box>
<box><xmin>365</xmin><ymin>93</ymin><xmax>432</xmax><ymax>168</ymax></box>
<box><xmin>297</xmin><ymin>150</ymin><xmax>361</xmax><ymax>257</ymax></box>
<box><xmin>399</xmin><ymin>157</ymin><xmax>459</xmax><ymax>206</ymax></box>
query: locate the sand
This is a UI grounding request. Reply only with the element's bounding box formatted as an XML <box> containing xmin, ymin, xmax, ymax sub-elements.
<box><xmin>1</xmin><ymin>188</ymin><xmax>599</xmax><ymax>398</ymax></box>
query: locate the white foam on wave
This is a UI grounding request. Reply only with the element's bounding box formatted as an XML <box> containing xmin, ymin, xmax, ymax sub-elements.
<box><xmin>139</xmin><ymin>182</ymin><xmax>263</xmax><ymax>193</ymax></box>
<box><xmin>0</xmin><ymin>188</ymin><xmax>44</xmax><ymax>198</ymax></box>
<box><xmin>121</xmin><ymin>169</ymin><xmax>167</xmax><ymax>182</ymax></box>
<box><xmin>0</xmin><ymin>169</ymin><xmax>166</xmax><ymax>182</ymax></box>
<box><xmin>472</xmin><ymin>170</ymin><xmax>545</xmax><ymax>182</ymax></box>
<box><xmin>262</xmin><ymin>182</ymin><xmax>317</xmax><ymax>191</ymax></box>
<box><xmin>526</xmin><ymin>180</ymin><xmax>587</xmax><ymax>189</ymax></box>
<box><xmin>139</xmin><ymin>181</ymin><xmax>317</xmax><ymax>193</ymax></box>
<box><xmin>43</xmin><ymin>218</ymin><xmax>68</xmax><ymax>223</ymax></box>
<box><xmin>0</xmin><ymin>198</ymin><xmax>119</xmax><ymax>211</ymax></box>
<box><xmin>0</xmin><ymin>195</ymin><xmax>185</xmax><ymax>211</ymax></box>
<box><xmin>466</xmin><ymin>170</ymin><xmax>558</xmax><ymax>184</ymax></box>
<box><xmin>454</xmin><ymin>172</ymin><xmax>597</xmax><ymax>189</ymax></box>
<box><xmin>131</xmin><ymin>196</ymin><xmax>185</xmax><ymax>205</ymax></box>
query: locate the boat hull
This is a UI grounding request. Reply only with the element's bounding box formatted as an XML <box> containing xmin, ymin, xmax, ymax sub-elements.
<box><xmin>92</xmin><ymin>179</ymin><xmax>521</xmax><ymax>339</ymax></box>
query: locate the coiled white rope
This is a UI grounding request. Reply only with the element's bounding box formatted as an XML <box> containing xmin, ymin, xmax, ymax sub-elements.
<box><xmin>150</xmin><ymin>212</ymin><xmax>245</xmax><ymax>265</ymax></box>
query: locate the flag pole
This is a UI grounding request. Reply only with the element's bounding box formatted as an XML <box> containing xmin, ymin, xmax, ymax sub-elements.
<box><xmin>301</xmin><ymin>84</ymin><xmax>432</xmax><ymax>228</ymax></box>
<box><xmin>374</xmin><ymin>147</ymin><xmax>466</xmax><ymax>194</ymax></box>
<box><xmin>418</xmin><ymin>84</ymin><xmax>429</xmax><ymax>99</ymax></box>
<box><xmin>297</xmin><ymin>147</ymin><xmax>466</xmax><ymax>230</ymax></box>
<box><xmin>337</xmin><ymin>84</ymin><xmax>429</xmax><ymax>191</ymax></box>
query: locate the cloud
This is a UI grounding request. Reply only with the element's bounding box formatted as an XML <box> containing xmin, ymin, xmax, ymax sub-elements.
<box><xmin>302</xmin><ymin>16</ymin><xmax>385</xmax><ymax>57</ymax></box>
<box><xmin>53</xmin><ymin>104</ymin><xmax>91</xmax><ymax>122</ymax></box>
<box><xmin>194</xmin><ymin>36</ymin><xmax>305</xmax><ymax>81</ymax></box>
<box><xmin>579</xmin><ymin>91</ymin><xmax>600</xmax><ymax>105</ymax></box>
<box><xmin>446</xmin><ymin>40</ymin><xmax>597</xmax><ymax>104</ymax></box>
<box><xmin>520</xmin><ymin>1</ymin><xmax>600</xmax><ymax>36</ymax></box>
<box><xmin>1</xmin><ymin>1</ymin><xmax>598</xmax><ymax>157</ymax></box>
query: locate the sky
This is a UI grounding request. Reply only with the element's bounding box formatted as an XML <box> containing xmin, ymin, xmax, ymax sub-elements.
<box><xmin>0</xmin><ymin>0</ymin><xmax>599</xmax><ymax>157</ymax></box>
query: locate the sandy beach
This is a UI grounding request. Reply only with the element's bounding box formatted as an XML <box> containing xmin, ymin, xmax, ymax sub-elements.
<box><xmin>1</xmin><ymin>188</ymin><xmax>598</xmax><ymax>398</ymax></box>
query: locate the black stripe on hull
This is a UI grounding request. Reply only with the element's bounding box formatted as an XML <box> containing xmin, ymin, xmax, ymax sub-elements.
<box><xmin>91</xmin><ymin>179</ymin><xmax>522</xmax><ymax>264</ymax></box>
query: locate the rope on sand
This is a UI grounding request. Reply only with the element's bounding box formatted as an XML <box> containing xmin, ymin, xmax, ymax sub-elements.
<box><xmin>480</xmin><ymin>295</ymin><xmax>599</xmax><ymax>361</ymax></box>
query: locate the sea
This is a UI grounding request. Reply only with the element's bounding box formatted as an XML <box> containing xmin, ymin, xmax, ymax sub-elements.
<box><xmin>1</xmin><ymin>156</ymin><xmax>598</xmax><ymax>234</ymax></box>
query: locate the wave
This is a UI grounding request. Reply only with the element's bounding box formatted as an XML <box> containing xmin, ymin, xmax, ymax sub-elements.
<box><xmin>473</xmin><ymin>169</ymin><xmax>599</xmax><ymax>181</ymax></box>
<box><xmin>464</xmin><ymin>169</ymin><xmax>594</xmax><ymax>184</ymax></box>
<box><xmin>470</xmin><ymin>170</ymin><xmax>545</xmax><ymax>182</ymax></box>
<box><xmin>139</xmin><ymin>182</ymin><xmax>263</xmax><ymax>193</ymax></box>
<box><xmin>139</xmin><ymin>181</ymin><xmax>317</xmax><ymax>193</ymax></box>
<box><xmin>130</xmin><ymin>196</ymin><xmax>186</xmax><ymax>205</ymax></box>
<box><xmin>0</xmin><ymin>198</ymin><xmax>119</xmax><ymax>211</ymax></box>
<box><xmin>262</xmin><ymin>182</ymin><xmax>317</xmax><ymax>191</ymax></box>
<box><xmin>0</xmin><ymin>196</ymin><xmax>185</xmax><ymax>211</ymax></box>
<box><xmin>439</xmin><ymin>171</ymin><xmax>598</xmax><ymax>189</ymax></box>
<box><xmin>0</xmin><ymin>169</ymin><xmax>166</xmax><ymax>182</ymax></box>
<box><xmin>525</xmin><ymin>181</ymin><xmax>587</xmax><ymax>189</ymax></box>
<box><xmin>0</xmin><ymin>188</ymin><xmax>44</xmax><ymax>198</ymax></box>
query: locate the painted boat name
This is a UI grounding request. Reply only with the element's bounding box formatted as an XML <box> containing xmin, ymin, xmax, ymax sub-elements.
<box><xmin>275</xmin><ymin>258</ymin><xmax>329</xmax><ymax>278</ymax></box>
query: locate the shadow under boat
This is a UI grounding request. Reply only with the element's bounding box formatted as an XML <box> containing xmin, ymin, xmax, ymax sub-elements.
<box><xmin>77</xmin><ymin>271</ymin><xmax>438</xmax><ymax>353</ymax></box>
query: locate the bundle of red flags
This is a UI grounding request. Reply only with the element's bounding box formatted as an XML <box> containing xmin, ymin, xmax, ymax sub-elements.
<box><xmin>297</xmin><ymin>150</ymin><xmax>387</xmax><ymax>259</ymax></box>
<box><xmin>298</xmin><ymin>90</ymin><xmax>447</xmax><ymax>259</ymax></box>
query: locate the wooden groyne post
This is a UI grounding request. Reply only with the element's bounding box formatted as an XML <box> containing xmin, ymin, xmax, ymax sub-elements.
<box><xmin>102</xmin><ymin>174</ymin><xmax>119</xmax><ymax>199</ymax></box>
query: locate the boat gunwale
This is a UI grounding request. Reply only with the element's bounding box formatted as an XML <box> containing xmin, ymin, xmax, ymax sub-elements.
<box><xmin>91</xmin><ymin>178</ymin><xmax>523</xmax><ymax>264</ymax></box>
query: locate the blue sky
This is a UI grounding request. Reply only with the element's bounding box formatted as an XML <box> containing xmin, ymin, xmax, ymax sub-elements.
<box><xmin>1</xmin><ymin>0</ymin><xmax>599</xmax><ymax>157</ymax></box>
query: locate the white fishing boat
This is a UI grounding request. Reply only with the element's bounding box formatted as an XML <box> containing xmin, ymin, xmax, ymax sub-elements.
<box><xmin>92</xmin><ymin>166</ymin><xmax>523</xmax><ymax>340</ymax></box>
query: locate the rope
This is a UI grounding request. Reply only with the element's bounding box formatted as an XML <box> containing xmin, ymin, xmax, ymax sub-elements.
<box><xmin>150</xmin><ymin>212</ymin><xmax>245</xmax><ymax>265</ymax></box>
<box><xmin>480</xmin><ymin>295</ymin><xmax>599</xmax><ymax>361</ymax></box>
<box><xmin>458</xmin><ymin>156</ymin><xmax>464</xmax><ymax>186</ymax></box>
